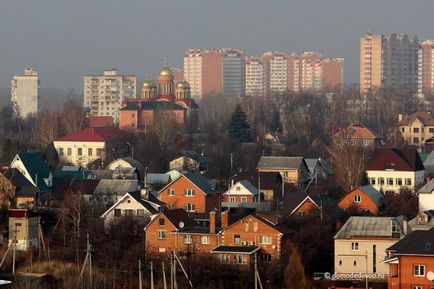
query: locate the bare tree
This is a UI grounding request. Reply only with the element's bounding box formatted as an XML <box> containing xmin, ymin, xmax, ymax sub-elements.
<box><xmin>31</xmin><ymin>112</ymin><xmax>61</xmax><ymax>149</ymax></box>
<box><xmin>151</xmin><ymin>111</ymin><xmax>179</xmax><ymax>149</ymax></box>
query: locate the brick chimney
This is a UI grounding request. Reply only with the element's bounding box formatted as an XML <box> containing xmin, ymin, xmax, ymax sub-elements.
<box><xmin>209</xmin><ymin>210</ymin><xmax>216</xmax><ymax>234</ymax></box>
<box><xmin>398</xmin><ymin>113</ymin><xmax>403</xmax><ymax>122</ymax></box>
<box><xmin>221</xmin><ymin>210</ymin><xmax>229</xmax><ymax>229</ymax></box>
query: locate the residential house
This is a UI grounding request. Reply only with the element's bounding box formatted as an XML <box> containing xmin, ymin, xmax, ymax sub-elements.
<box><xmin>0</xmin><ymin>168</ymin><xmax>39</xmax><ymax>207</ymax></box>
<box><xmin>384</xmin><ymin>228</ymin><xmax>434</xmax><ymax>289</ymax></box>
<box><xmin>211</xmin><ymin>212</ymin><xmax>289</xmax><ymax>265</ymax></box>
<box><xmin>409</xmin><ymin>210</ymin><xmax>434</xmax><ymax>231</ymax></box>
<box><xmin>331</xmin><ymin>124</ymin><xmax>381</xmax><ymax>147</ymax></box>
<box><xmin>337</xmin><ymin>185</ymin><xmax>383</xmax><ymax>215</ymax></box>
<box><xmin>281</xmin><ymin>191</ymin><xmax>321</xmax><ymax>217</ymax></box>
<box><xmin>398</xmin><ymin>111</ymin><xmax>434</xmax><ymax>147</ymax></box>
<box><xmin>366</xmin><ymin>148</ymin><xmax>425</xmax><ymax>193</ymax></box>
<box><xmin>417</xmin><ymin>179</ymin><xmax>434</xmax><ymax>212</ymax></box>
<box><xmin>233</xmin><ymin>172</ymin><xmax>282</xmax><ymax>202</ymax></box>
<box><xmin>100</xmin><ymin>189</ymin><xmax>164</xmax><ymax>229</ymax></box>
<box><xmin>256</xmin><ymin>156</ymin><xmax>309</xmax><ymax>187</ymax></box>
<box><xmin>106</xmin><ymin>157</ymin><xmax>145</xmax><ymax>180</ymax></box>
<box><xmin>9</xmin><ymin>209</ymin><xmax>39</xmax><ymax>251</ymax></box>
<box><xmin>145</xmin><ymin>173</ymin><xmax>172</xmax><ymax>191</ymax></box>
<box><xmin>221</xmin><ymin>180</ymin><xmax>272</xmax><ymax>211</ymax></box>
<box><xmin>156</xmin><ymin>172</ymin><xmax>219</xmax><ymax>213</ymax></box>
<box><xmin>304</xmin><ymin>158</ymin><xmax>333</xmax><ymax>181</ymax></box>
<box><xmin>53</xmin><ymin>127</ymin><xmax>121</xmax><ymax>167</ymax></box>
<box><xmin>87</xmin><ymin>179</ymin><xmax>140</xmax><ymax>207</ymax></box>
<box><xmin>334</xmin><ymin>216</ymin><xmax>409</xmax><ymax>276</ymax></box>
<box><xmin>169</xmin><ymin>153</ymin><xmax>209</xmax><ymax>173</ymax></box>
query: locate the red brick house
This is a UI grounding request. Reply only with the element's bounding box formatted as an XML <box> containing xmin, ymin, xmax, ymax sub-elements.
<box><xmin>385</xmin><ymin>228</ymin><xmax>434</xmax><ymax>289</ymax></box>
<box><xmin>281</xmin><ymin>191</ymin><xmax>321</xmax><ymax>217</ymax></box>
<box><xmin>156</xmin><ymin>172</ymin><xmax>220</xmax><ymax>213</ymax></box>
<box><xmin>337</xmin><ymin>185</ymin><xmax>383</xmax><ymax>215</ymax></box>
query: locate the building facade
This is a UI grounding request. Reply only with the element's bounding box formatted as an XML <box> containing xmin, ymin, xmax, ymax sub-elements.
<box><xmin>417</xmin><ymin>40</ymin><xmax>434</xmax><ymax>97</ymax></box>
<box><xmin>245</xmin><ymin>57</ymin><xmax>265</xmax><ymax>97</ymax></box>
<box><xmin>360</xmin><ymin>33</ymin><xmax>419</xmax><ymax>95</ymax></box>
<box><xmin>10</xmin><ymin>68</ymin><xmax>39</xmax><ymax>118</ymax></box>
<box><xmin>84</xmin><ymin>69</ymin><xmax>137</xmax><ymax>124</ymax></box>
<box><xmin>398</xmin><ymin>111</ymin><xmax>434</xmax><ymax>147</ymax></box>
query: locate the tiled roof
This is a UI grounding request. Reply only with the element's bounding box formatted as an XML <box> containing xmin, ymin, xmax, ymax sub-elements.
<box><xmin>332</xmin><ymin>124</ymin><xmax>380</xmax><ymax>139</ymax></box>
<box><xmin>334</xmin><ymin>216</ymin><xmax>405</xmax><ymax>239</ymax></box>
<box><xmin>367</xmin><ymin>147</ymin><xmax>425</xmax><ymax>171</ymax></box>
<box><xmin>417</xmin><ymin>178</ymin><xmax>434</xmax><ymax>194</ymax></box>
<box><xmin>339</xmin><ymin>185</ymin><xmax>383</xmax><ymax>207</ymax></box>
<box><xmin>55</xmin><ymin>127</ymin><xmax>120</xmax><ymax>142</ymax></box>
<box><xmin>282</xmin><ymin>191</ymin><xmax>322</xmax><ymax>216</ymax></box>
<box><xmin>162</xmin><ymin>209</ymin><xmax>198</xmax><ymax>229</ymax></box>
<box><xmin>257</xmin><ymin>156</ymin><xmax>306</xmax><ymax>170</ymax></box>
<box><xmin>183</xmin><ymin>172</ymin><xmax>216</xmax><ymax>195</ymax></box>
<box><xmin>398</xmin><ymin>111</ymin><xmax>434</xmax><ymax>126</ymax></box>
<box><xmin>92</xmin><ymin>179</ymin><xmax>139</xmax><ymax>196</ymax></box>
<box><xmin>387</xmin><ymin>228</ymin><xmax>434</xmax><ymax>256</ymax></box>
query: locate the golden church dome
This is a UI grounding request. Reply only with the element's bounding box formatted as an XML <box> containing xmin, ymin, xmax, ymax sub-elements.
<box><xmin>176</xmin><ymin>80</ymin><xmax>190</xmax><ymax>89</ymax></box>
<box><xmin>159</xmin><ymin>66</ymin><xmax>173</xmax><ymax>77</ymax></box>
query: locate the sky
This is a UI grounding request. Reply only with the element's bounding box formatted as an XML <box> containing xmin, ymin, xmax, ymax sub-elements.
<box><xmin>1</xmin><ymin>0</ymin><xmax>434</xmax><ymax>92</ymax></box>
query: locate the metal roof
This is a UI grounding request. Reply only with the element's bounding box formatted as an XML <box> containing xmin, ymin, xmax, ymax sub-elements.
<box><xmin>334</xmin><ymin>216</ymin><xmax>405</xmax><ymax>239</ymax></box>
<box><xmin>257</xmin><ymin>156</ymin><xmax>305</xmax><ymax>170</ymax></box>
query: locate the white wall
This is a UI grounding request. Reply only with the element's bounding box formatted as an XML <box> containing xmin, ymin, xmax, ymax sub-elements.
<box><xmin>367</xmin><ymin>170</ymin><xmax>424</xmax><ymax>192</ymax></box>
<box><xmin>53</xmin><ymin>140</ymin><xmax>106</xmax><ymax>167</ymax></box>
<box><xmin>419</xmin><ymin>192</ymin><xmax>434</xmax><ymax>212</ymax></box>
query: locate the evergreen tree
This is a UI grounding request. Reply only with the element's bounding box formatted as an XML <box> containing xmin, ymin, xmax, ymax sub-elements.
<box><xmin>227</xmin><ymin>104</ymin><xmax>251</xmax><ymax>143</ymax></box>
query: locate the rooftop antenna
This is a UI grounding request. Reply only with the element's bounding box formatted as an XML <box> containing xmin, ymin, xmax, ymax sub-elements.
<box><xmin>164</xmin><ymin>54</ymin><xmax>169</xmax><ymax>67</ymax></box>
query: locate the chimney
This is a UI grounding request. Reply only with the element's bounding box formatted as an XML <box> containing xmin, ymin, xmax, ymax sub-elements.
<box><xmin>403</xmin><ymin>219</ymin><xmax>408</xmax><ymax>236</ymax></box>
<box><xmin>221</xmin><ymin>210</ymin><xmax>229</xmax><ymax>229</ymax></box>
<box><xmin>140</xmin><ymin>188</ymin><xmax>149</xmax><ymax>200</ymax></box>
<box><xmin>209</xmin><ymin>210</ymin><xmax>216</xmax><ymax>234</ymax></box>
<box><xmin>398</xmin><ymin>113</ymin><xmax>403</xmax><ymax>122</ymax></box>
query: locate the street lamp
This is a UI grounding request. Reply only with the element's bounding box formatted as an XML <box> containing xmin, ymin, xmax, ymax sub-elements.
<box><xmin>126</xmin><ymin>142</ymin><xmax>134</xmax><ymax>158</ymax></box>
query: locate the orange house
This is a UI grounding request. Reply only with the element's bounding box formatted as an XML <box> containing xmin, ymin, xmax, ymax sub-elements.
<box><xmin>385</xmin><ymin>228</ymin><xmax>434</xmax><ymax>289</ymax></box>
<box><xmin>211</xmin><ymin>212</ymin><xmax>289</xmax><ymax>266</ymax></box>
<box><xmin>337</xmin><ymin>185</ymin><xmax>383</xmax><ymax>215</ymax></box>
<box><xmin>282</xmin><ymin>192</ymin><xmax>321</xmax><ymax>217</ymax></box>
<box><xmin>157</xmin><ymin>172</ymin><xmax>220</xmax><ymax>213</ymax></box>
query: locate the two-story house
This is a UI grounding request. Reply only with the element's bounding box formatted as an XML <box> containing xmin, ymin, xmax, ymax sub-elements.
<box><xmin>334</xmin><ymin>216</ymin><xmax>408</xmax><ymax>276</ymax></box>
<box><xmin>331</xmin><ymin>124</ymin><xmax>381</xmax><ymax>147</ymax></box>
<box><xmin>367</xmin><ymin>148</ymin><xmax>425</xmax><ymax>193</ymax></box>
<box><xmin>156</xmin><ymin>172</ymin><xmax>220</xmax><ymax>213</ymax></box>
<box><xmin>384</xmin><ymin>228</ymin><xmax>434</xmax><ymax>289</ymax></box>
<box><xmin>222</xmin><ymin>180</ymin><xmax>261</xmax><ymax>210</ymax></box>
<box><xmin>256</xmin><ymin>156</ymin><xmax>309</xmax><ymax>187</ymax></box>
<box><xmin>337</xmin><ymin>185</ymin><xmax>384</xmax><ymax>215</ymax></box>
<box><xmin>398</xmin><ymin>111</ymin><xmax>434</xmax><ymax>147</ymax></box>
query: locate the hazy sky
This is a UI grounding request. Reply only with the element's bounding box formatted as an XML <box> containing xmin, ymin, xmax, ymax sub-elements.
<box><xmin>1</xmin><ymin>0</ymin><xmax>434</xmax><ymax>92</ymax></box>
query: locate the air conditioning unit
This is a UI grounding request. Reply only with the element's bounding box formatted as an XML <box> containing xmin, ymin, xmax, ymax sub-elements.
<box><xmin>248</xmin><ymin>241</ymin><xmax>254</xmax><ymax>246</ymax></box>
<box><xmin>241</xmin><ymin>241</ymin><xmax>247</xmax><ymax>246</ymax></box>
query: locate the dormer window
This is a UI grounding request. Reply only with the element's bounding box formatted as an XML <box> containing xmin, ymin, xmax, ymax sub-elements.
<box><xmin>354</xmin><ymin>195</ymin><xmax>361</xmax><ymax>203</ymax></box>
<box><xmin>385</xmin><ymin>163</ymin><xmax>395</xmax><ymax>170</ymax></box>
<box><xmin>425</xmin><ymin>242</ymin><xmax>432</xmax><ymax>251</ymax></box>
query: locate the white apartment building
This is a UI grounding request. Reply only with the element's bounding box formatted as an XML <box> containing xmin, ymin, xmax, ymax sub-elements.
<box><xmin>11</xmin><ymin>68</ymin><xmax>39</xmax><ymax>117</ymax></box>
<box><xmin>184</xmin><ymin>49</ymin><xmax>203</xmax><ymax>99</ymax></box>
<box><xmin>262</xmin><ymin>51</ymin><xmax>288</xmax><ymax>95</ymax></box>
<box><xmin>84</xmin><ymin>69</ymin><xmax>136</xmax><ymax>124</ymax></box>
<box><xmin>245</xmin><ymin>57</ymin><xmax>264</xmax><ymax>97</ymax></box>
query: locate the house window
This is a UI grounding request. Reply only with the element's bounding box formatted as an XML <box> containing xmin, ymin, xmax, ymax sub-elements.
<box><xmin>88</xmin><ymin>148</ymin><xmax>93</xmax><ymax>156</ymax></box>
<box><xmin>339</xmin><ymin>260</ymin><xmax>342</xmax><ymax>266</ymax></box>
<box><xmin>414</xmin><ymin>265</ymin><xmax>425</xmax><ymax>276</ymax></box>
<box><xmin>354</xmin><ymin>195</ymin><xmax>361</xmax><ymax>203</ymax></box>
<box><xmin>236</xmin><ymin>186</ymin><xmax>241</xmax><ymax>191</ymax></box>
<box><xmin>411</xmin><ymin>286</ymin><xmax>422</xmax><ymax>289</ymax></box>
<box><xmin>158</xmin><ymin>231</ymin><xmax>166</xmax><ymax>240</ymax></box>
<box><xmin>78</xmin><ymin>148</ymin><xmax>82</xmax><ymax>156</ymax></box>
<box><xmin>413</xmin><ymin>127</ymin><xmax>419</xmax><ymax>133</ymax></box>
<box><xmin>184</xmin><ymin>189</ymin><xmax>195</xmax><ymax>196</ymax></box>
<box><xmin>369</xmin><ymin>178</ymin><xmax>376</xmax><ymax>185</ymax></box>
<box><xmin>96</xmin><ymin>148</ymin><xmax>102</xmax><ymax>156</ymax></box>
<box><xmin>396</xmin><ymin>178</ymin><xmax>402</xmax><ymax>186</ymax></box>
<box><xmin>385</xmin><ymin>163</ymin><xmax>395</xmax><ymax>170</ymax></box>
<box><xmin>234</xmin><ymin>234</ymin><xmax>241</xmax><ymax>244</ymax></box>
<box><xmin>378</xmin><ymin>177</ymin><xmax>385</xmax><ymax>185</ymax></box>
<box><xmin>184</xmin><ymin>235</ymin><xmax>192</xmax><ymax>244</ymax></box>
<box><xmin>425</xmin><ymin>242</ymin><xmax>432</xmax><ymax>251</ymax></box>
<box><xmin>430</xmin><ymin>128</ymin><xmax>434</xmax><ymax>133</ymax></box>
<box><xmin>168</xmin><ymin>189</ymin><xmax>175</xmax><ymax>196</ymax></box>
<box><xmin>405</xmin><ymin>178</ymin><xmax>412</xmax><ymax>186</ymax></box>
<box><xmin>67</xmin><ymin>148</ymin><xmax>72</xmax><ymax>156</ymax></box>
<box><xmin>233</xmin><ymin>254</ymin><xmax>247</xmax><ymax>265</ymax></box>
<box><xmin>125</xmin><ymin>209</ymin><xmax>134</xmax><ymax>216</ymax></box>
<box><xmin>259</xmin><ymin>254</ymin><xmax>272</xmax><ymax>262</ymax></box>
<box><xmin>259</xmin><ymin>236</ymin><xmax>272</xmax><ymax>245</ymax></box>
<box><xmin>219</xmin><ymin>254</ymin><xmax>231</xmax><ymax>264</ymax></box>
<box><xmin>201</xmin><ymin>236</ymin><xmax>210</xmax><ymax>245</ymax></box>
<box><xmin>351</xmin><ymin>242</ymin><xmax>359</xmax><ymax>251</ymax></box>
<box><xmin>414</xmin><ymin>137</ymin><xmax>419</xmax><ymax>143</ymax></box>
<box><xmin>184</xmin><ymin>203</ymin><xmax>196</xmax><ymax>212</ymax></box>
<box><xmin>114</xmin><ymin>209</ymin><xmax>121</xmax><ymax>217</ymax></box>
<box><xmin>230</xmin><ymin>197</ymin><xmax>236</xmax><ymax>203</ymax></box>
<box><xmin>240</xmin><ymin>197</ymin><xmax>247</xmax><ymax>202</ymax></box>
<box><xmin>137</xmin><ymin>209</ymin><xmax>144</xmax><ymax>217</ymax></box>
<box><xmin>387</xmin><ymin>178</ymin><xmax>394</xmax><ymax>186</ymax></box>
<box><xmin>59</xmin><ymin>148</ymin><xmax>64</xmax><ymax>156</ymax></box>
<box><xmin>354</xmin><ymin>261</ymin><xmax>357</xmax><ymax>266</ymax></box>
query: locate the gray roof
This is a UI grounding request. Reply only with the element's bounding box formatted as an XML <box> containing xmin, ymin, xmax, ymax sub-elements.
<box><xmin>90</xmin><ymin>170</ymin><xmax>114</xmax><ymax>179</ymax></box>
<box><xmin>184</xmin><ymin>171</ymin><xmax>216</xmax><ymax>195</ymax></box>
<box><xmin>417</xmin><ymin>178</ymin><xmax>434</xmax><ymax>194</ymax></box>
<box><xmin>225</xmin><ymin>180</ymin><xmax>260</xmax><ymax>196</ymax></box>
<box><xmin>423</xmin><ymin>151</ymin><xmax>434</xmax><ymax>176</ymax></box>
<box><xmin>358</xmin><ymin>185</ymin><xmax>384</xmax><ymax>207</ymax></box>
<box><xmin>146</xmin><ymin>173</ymin><xmax>171</xmax><ymax>185</ymax></box>
<box><xmin>92</xmin><ymin>179</ymin><xmax>139</xmax><ymax>196</ymax></box>
<box><xmin>334</xmin><ymin>216</ymin><xmax>405</xmax><ymax>239</ymax></box>
<box><xmin>257</xmin><ymin>156</ymin><xmax>306</xmax><ymax>170</ymax></box>
<box><xmin>305</xmin><ymin>158</ymin><xmax>333</xmax><ymax>175</ymax></box>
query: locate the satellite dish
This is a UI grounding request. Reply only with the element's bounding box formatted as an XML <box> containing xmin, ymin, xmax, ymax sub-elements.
<box><xmin>427</xmin><ymin>271</ymin><xmax>434</xmax><ymax>281</ymax></box>
<box><xmin>179</xmin><ymin>221</ymin><xmax>184</xmax><ymax>229</ymax></box>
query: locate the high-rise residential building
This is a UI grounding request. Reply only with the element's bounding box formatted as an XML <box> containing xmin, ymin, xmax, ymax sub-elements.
<box><xmin>261</xmin><ymin>51</ymin><xmax>289</xmax><ymax>95</ymax></box>
<box><xmin>417</xmin><ymin>40</ymin><xmax>434</xmax><ymax>96</ymax></box>
<box><xmin>245</xmin><ymin>57</ymin><xmax>265</xmax><ymax>97</ymax></box>
<box><xmin>10</xmin><ymin>68</ymin><xmax>39</xmax><ymax>117</ymax></box>
<box><xmin>83</xmin><ymin>69</ymin><xmax>136</xmax><ymax>124</ymax></box>
<box><xmin>322</xmin><ymin>58</ymin><xmax>345</xmax><ymax>93</ymax></box>
<box><xmin>184</xmin><ymin>48</ymin><xmax>245</xmax><ymax>99</ymax></box>
<box><xmin>360</xmin><ymin>33</ymin><xmax>419</xmax><ymax>95</ymax></box>
<box><xmin>222</xmin><ymin>50</ymin><xmax>245</xmax><ymax>96</ymax></box>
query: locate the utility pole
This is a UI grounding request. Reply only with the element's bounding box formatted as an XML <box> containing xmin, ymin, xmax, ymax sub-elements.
<box><xmin>254</xmin><ymin>253</ymin><xmax>258</xmax><ymax>289</ymax></box>
<box><xmin>365</xmin><ymin>250</ymin><xmax>368</xmax><ymax>289</ymax></box>
<box><xmin>138</xmin><ymin>259</ymin><xmax>142</xmax><ymax>289</ymax></box>
<box><xmin>162</xmin><ymin>261</ymin><xmax>167</xmax><ymax>289</ymax></box>
<box><xmin>230</xmin><ymin>153</ymin><xmax>233</xmax><ymax>174</ymax></box>
<box><xmin>149</xmin><ymin>260</ymin><xmax>153</xmax><ymax>289</ymax></box>
<box><xmin>88</xmin><ymin>233</ymin><xmax>92</xmax><ymax>289</ymax></box>
<box><xmin>170</xmin><ymin>254</ymin><xmax>174</xmax><ymax>289</ymax></box>
<box><xmin>12</xmin><ymin>226</ymin><xmax>18</xmax><ymax>275</ymax></box>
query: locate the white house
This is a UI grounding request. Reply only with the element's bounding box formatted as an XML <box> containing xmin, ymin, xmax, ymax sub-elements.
<box><xmin>417</xmin><ymin>179</ymin><xmax>434</xmax><ymax>212</ymax></box>
<box><xmin>222</xmin><ymin>180</ymin><xmax>260</xmax><ymax>203</ymax></box>
<box><xmin>53</xmin><ymin>127</ymin><xmax>119</xmax><ymax>167</ymax></box>
<box><xmin>334</xmin><ymin>216</ymin><xmax>409</xmax><ymax>276</ymax></box>
<box><xmin>366</xmin><ymin>148</ymin><xmax>425</xmax><ymax>193</ymax></box>
<box><xmin>100</xmin><ymin>189</ymin><xmax>165</xmax><ymax>229</ymax></box>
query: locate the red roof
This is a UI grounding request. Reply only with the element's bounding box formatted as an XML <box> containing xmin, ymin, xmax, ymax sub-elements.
<box><xmin>367</xmin><ymin>147</ymin><xmax>425</xmax><ymax>172</ymax></box>
<box><xmin>55</xmin><ymin>127</ymin><xmax>120</xmax><ymax>142</ymax></box>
